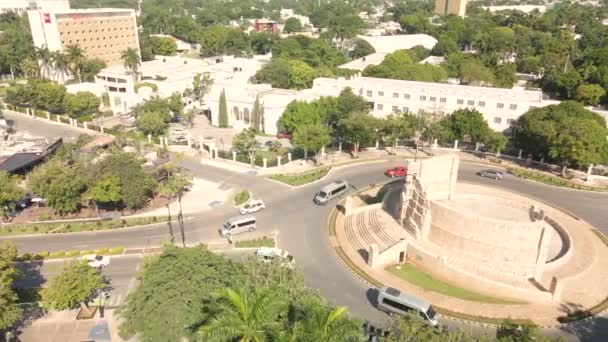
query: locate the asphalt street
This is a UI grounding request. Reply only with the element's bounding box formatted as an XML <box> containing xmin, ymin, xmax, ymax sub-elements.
<box><xmin>3</xmin><ymin>115</ymin><xmax>608</xmax><ymax>341</ymax></box>
<box><xmin>2</xmin><ymin>111</ymin><xmax>91</xmax><ymax>142</ymax></box>
<box><xmin>15</xmin><ymin>255</ymin><xmax>142</xmax><ymax>307</ymax></box>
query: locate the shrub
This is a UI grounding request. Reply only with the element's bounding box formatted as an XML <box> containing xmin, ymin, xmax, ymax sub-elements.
<box><xmin>65</xmin><ymin>250</ymin><xmax>80</xmax><ymax>258</ymax></box>
<box><xmin>82</xmin><ymin>250</ymin><xmax>94</xmax><ymax>255</ymax></box>
<box><xmin>48</xmin><ymin>250</ymin><xmax>66</xmax><ymax>258</ymax></box>
<box><xmin>95</xmin><ymin>248</ymin><xmax>110</xmax><ymax>255</ymax></box>
<box><xmin>37</xmin><ymin>251</ymin><xmax>50</xmax><ymax>258</ymax></box>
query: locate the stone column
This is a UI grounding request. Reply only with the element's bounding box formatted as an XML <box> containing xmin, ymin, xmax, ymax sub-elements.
<box><xmin>475</xmin><ymin>142</ymin><xmax>480</xmax><ymax>151</ymax></box>
<box><xmin>338</xmin><ymin>141</ymin><xmax>342</xmax><ymax>153</ymax></box>
<box><xmin>56</xmin><ymin>116</ymin><xmax>61</xmax><ymax>123</ymax></box>
<box><xmin>187</xmin><ymin>135</ymin><xmax>192</xmax><ymax>148</ymax></box>
<box><xmin>496</xmin><ymin>149</ymin><xmax>501</xmax><ymax>157</ymax></box>
<box><xmin>46</xmin><ymin>112</ymin><xmax>51</xmax><ymax>120</ymax></box>
<box><xmin>540</xmin><ymin>157</ymin><xmax>545</xmax><ymax>164</ymax></box>
<box><xmin>586</xmin><ymin>164</ymin><xmax>594</xmax><ymax>182</ymax></box>
<box><xmin>100</xmin><ymin>125</ymin><xmax>105</xmax><ymax>134</ymax></box>
<box><xmin>159</xmin><ymin>137</ymin><xmax>164</xmax><ymax>148</ymax></box>
<box><xmin>321</xmin><ymin>146</ymin><xmax>325</xmax><ymax>156</ymax></box>
<box><xmin>453</xmin><ymin>140</ymin><xmax>459</xmax><ymax>150</ymax></box>
<box><xmin>278</xmin><ymin>155</ymin><xmax>282</xmax><ymax>167</ymax></box>
<box><xmin>432</xmin><ymin>139</ymin><xmax>438</xmax><ymax>148</ymax></box>
<box><xmin>147</xmin><ymin>134</ymin><xmax>152</xmax><ymax>144</ymax></box>
<box><xmin>518</xmin><ymin>149</ymin><xmax>523</xmax><ymax>159</ymax></box>
<box><xmin>375</xmin><ymin>140</ymin><xmax>379</xmax><ymax>149</ymax></box>
<box><xmin>232</xmin><ymin>151</ymin><xmax>237</xmax><ymax>161</ymax></box>
<box><xmin>84</xmin><ymin>122</ymin><xmax>88</xmax><ymax>130</ymax></box>
<box><xmin>263</xmin><ymin>158</ymin><xmax>267</xmax><ymax>168</ymax></box>
<box><xmin>198</xmin><ymin>136</ymin><xmax>204</xmax><ymax>151</ymax></box>
<box><xmin>288</xmin><ymin>152</ymin><xmax>292</xmax><ymax>163</ymax></box>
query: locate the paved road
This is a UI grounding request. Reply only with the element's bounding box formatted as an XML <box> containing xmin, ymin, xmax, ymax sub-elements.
<box><xmin>2</xmin><ymin>112</ymin><xmax>93</xmax><ymax>142</ymax></box>
<box><xmin>6</xmin><ymin>156</ymin><xmax>608</xmax><ymax>341</ymax></box>
<box><xmin>15</xmin><ymin>255</ymin><xmax>142</xmax><ymax>307</ymax></box>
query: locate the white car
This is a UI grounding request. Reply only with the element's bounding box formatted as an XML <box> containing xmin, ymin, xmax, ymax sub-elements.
<box><xmin>256</xmin><ymin>247</ymin><xmax>295</xmax><ymax>268</ymax></box>
<box><xmin>239</xmin><ymin>199</ymin><xmax>266</xmax><ymax>215</ymax></box>
<box><xmin>83</xmin><ymin>254</ymin><xmax>110</xmax><ymax>268</ymax></box>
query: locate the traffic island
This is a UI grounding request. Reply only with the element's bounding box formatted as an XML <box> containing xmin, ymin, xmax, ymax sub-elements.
<box><xmin>328</xmin><ymin>154</ymin><xmax>608</xmax><ymax>327</ymax></box>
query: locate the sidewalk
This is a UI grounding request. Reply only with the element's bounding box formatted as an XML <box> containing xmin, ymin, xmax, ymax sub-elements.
<box><xmin>133</xmin><ymin>177</ymin><xmax>231</xmax><ymax>217</ymax></box>
<box><xmin>17</xmin><ymin>309</ymin><xmax>133</xmax><ymax>342</ymax></box>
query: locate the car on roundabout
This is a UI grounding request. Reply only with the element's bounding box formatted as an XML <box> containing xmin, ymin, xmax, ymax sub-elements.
<box><xmin>477</xmin><ymin>169</ymin><xmax>504</xmax><ymax>180</ymax></box>
<box><xmin>386</xmin><ymin>166</ymin><xmax>408</xmax><ymax>177</ymax></box>
<box><xmin>83</xmin><ymin>254</ymin><xmax>110</xmax><ymax>269</ymax></box>
<box><xmin>239</xmin><ymin>199</ymin><xmax>266</xmax><ymax>215</ymax></box>
<box><xmin>256</xmin><ymin>247</ymin><xmax>295</xmax><ymax>268</ymax></box>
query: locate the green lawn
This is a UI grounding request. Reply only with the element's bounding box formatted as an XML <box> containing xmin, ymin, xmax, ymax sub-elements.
<box><xmin>268</xmin><ymin>167</ymin><xmax>331</xmax><ymax>186</ymax></box>
<box><xmin>235</xmin><ymin>236</ymin><xmax>275</xmax><ymax>248</ymax></box>
<box><xmin>509</xmin><ymin>168</ymin><xmax>608</xmax><ymax>192</ymax></box>
<box><xmin>0</xmin><ymin>216</ymin><xmax>166</xmax><ymax>236</ymax></box>
<box><xmin>387</xmin><ymin>265</ymin><xmax>525</xmax><ymax>304</ymax></box>
<box><xmin>233</xmin><ymin>189</ymin><xmax>251</xmax><ymax>206</ymax></box>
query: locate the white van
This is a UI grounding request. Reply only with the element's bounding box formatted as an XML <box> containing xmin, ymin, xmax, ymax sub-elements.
<box><xmin>376</xmin><ymin>287</ymin><xmax>438</xmax><ymax>326</ymax></box>
<box><xmin>313</xmin><ymin>180</ymin><xmax>349</xmax><ymax>205</ymax></box>
<box><xmin>256</xmin><ymin>247</ymin><xmax>295</xmax><ymax>268</ymax></box>
<box><xmin>219</xmin><ymin>215</ymin><xmax>256</xmax><ymax>237</ymax></box>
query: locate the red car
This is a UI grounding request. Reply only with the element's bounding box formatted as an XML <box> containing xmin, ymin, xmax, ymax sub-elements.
<box><xmin>386</xmin><ymin>166</ymin><xmax>408</xmax><ymax>177</ymax></box>
<box><xmin>277</xmin><ymin>132</ymin><xmax>292</xmax><ymax>139</ymax></box>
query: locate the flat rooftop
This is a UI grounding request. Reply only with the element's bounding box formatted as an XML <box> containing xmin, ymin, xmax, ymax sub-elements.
<box><xmin>356</xmin><ymin>34</ymin><xmax>438</xmax><ymax>54</ymax></box>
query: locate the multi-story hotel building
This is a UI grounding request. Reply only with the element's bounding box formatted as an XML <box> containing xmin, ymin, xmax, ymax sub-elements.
<box><xmin>434</xmin><ymin>0</ymin><xmax>468</xmax><ymax>17</ymax></box>
<box><xmin>27</xmin><ymin>7</ymin><xmax>139</xmax><ymax>67</ymax></box>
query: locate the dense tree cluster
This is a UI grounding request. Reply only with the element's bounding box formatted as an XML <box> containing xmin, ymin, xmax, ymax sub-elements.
<box><xmin>363</xmin><ymin>49</ymin><xmax>447</xmax><ymax>82</ymax></box>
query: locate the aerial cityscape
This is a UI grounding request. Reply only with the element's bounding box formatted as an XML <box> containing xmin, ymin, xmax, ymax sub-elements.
<box><xmin>1</xmin><ymin>0</ymin><xmax>608</xmax><ymax>341</ymax></box>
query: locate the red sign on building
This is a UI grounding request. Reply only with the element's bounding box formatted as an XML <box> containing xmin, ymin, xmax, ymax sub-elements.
<box><xmin>43</xmin><ymin>13</ymin><xmax>51</xmax><ymax>24</ymax></box>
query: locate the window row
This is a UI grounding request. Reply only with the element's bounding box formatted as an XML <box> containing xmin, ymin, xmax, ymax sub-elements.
<box><xmin>493</xmin><ymin>117</ymin><xmax>516</xmax><ymax>125</ymax></box>
<box><xmin>233</xmin><ymin>106</ymin><xmax>251</xmax><ymax>125</ymax></box>
<box><xmin>361</xmin><ymin>89</ymin><xmax>531</xmax><ymax>111</ymax></box>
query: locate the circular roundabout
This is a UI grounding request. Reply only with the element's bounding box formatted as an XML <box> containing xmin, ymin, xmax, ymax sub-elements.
<box><xmin>330</xmin><ymin>154</ymin><xmax>608</xmax><ymax>326</ymax></box>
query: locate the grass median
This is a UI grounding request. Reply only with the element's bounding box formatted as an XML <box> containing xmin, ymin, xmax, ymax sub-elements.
<box><xmin>235</xmin><ymin>236</ymin><xmax>275</xmax><ymax>248</ymax></box>
<box><xmin>268</xmin><ymin>167</ymin><xmax>331</xmax><ymax>186</ymax></box>
<box><xmin>17</xmin><ymin>246</ymin><xmax>125</xmax><ymax>261</ymax></box>
<box><xmin>508</xmin><ymin>168</ymin><xmax>608</xmax><ymax>192</ymax></box>
<box><xmin>388</xmin><ymin>264</ymin><xmax>526</xmax><ymax>304</ymax></box>
<box><xmin>0</xmin><ymin>216</ymin><xmax>167</xmax><ymax>236</ymax></box>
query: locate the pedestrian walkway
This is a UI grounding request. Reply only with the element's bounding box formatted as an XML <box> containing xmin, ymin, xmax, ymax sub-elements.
<box><xmin>17</xmin><ymin>309</ymin><xmax>131</xmax><ymax>342</ymax></box>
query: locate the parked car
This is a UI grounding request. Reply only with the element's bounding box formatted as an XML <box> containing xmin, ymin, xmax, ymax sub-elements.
<box><xmin>16</xmin><ymin>197</ymin><xmax>32</xmax><ymax>209</ymax></box>
<box><xmin>239</xmin><ymin>199</ymin><xmax>266</xmax><ymax>215</ymax></box>
<box><xmin>477</xmin><ymin>170</ymin><xmax>504</xmax><ymax>180</ymax></box>
<box><xmin>256</xmin><ymin>247</ymin><xmax>295</xmax><ymax>268</ymax></box>
<box><xmin>386</xmin><ymin>166</ymin><xmax>408</xmax><ymax>177</ymax></box>
<box><xmin>83</xmin><ymin>254</ymin><xmax>110</xmax><ymax>268</ymax></box>
<box><xmin>277</xmin><ymin>132</ymin><xmax>292</xmax><ymax>139</ymax></box>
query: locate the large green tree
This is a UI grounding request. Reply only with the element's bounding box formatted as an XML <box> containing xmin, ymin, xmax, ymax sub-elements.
<box><xmin>380</xmin><ymin>114</ymin><xmax>415</xmax><ymax>154</ymax></box>
<box><xmin>283</xmin><ymin>18</ymin><xmax>303</xmax><ymax>33</ymax></box>
<box><xmin>514</xmin><ymin>101</ymin><xmax>608</xmax><ymax>176</ymax></box>
<box><xmin>136</xmin><ymin>111</ymin><xmax>169</xmax><ymax>136</ymax></box>
<box><xmin>278</xmin><ymin>101</ymin><xmax>325</xmax><ymax>134</ymax></box>
<box><xmin>0</xmin><ymin>241</ymin><xmax>21</xmax><ymax>330</ymax></box>
<box><xmin>575</xmin><ymin>84</ymin><xmax>605</xmax><ymax>106</ymax></box>
<box><xmin>41</xmin><ymin>260</ymin><xmax>105</xmax><ymax>313</ymax></box>
<box><xmin>435</xmin><ymin>108</ymin><xmax>493</xmax><ymax>144</ymax></box>
<box><xmin>150</xmin><ymin>36</ymin><xmax>177</xmax><ymax>56</ymax></box>
<box><xmin>29</xmin><ymin>161</ymin><xmax>87</xmax><ymax>215</ymax></box>
<box><xmin>292</xmin><ymin>124</ymin><xmax>332</xmax><ymax>163</ymax></box>
<box><xmin>63</xmin><ymin>91</ymin><xmax>100</xmax><ymax>119</ymax></box>
<box><xmin>232</xmin><ymin>128</ymin><xmax>258</xmax><ymax>165</ymax></box>
<box><xmin>339</xmin><ymin>112</ymin><xmax>379</xmax><ymax>158</ymax></box>
<box><xmin>351</xmin><ymin>39</ymin><xmax>375</xmax><ymax>59</ymax></box>
<box><xmin>88</xmin><ymin>174</ymin><xmax>122</xmax><ymax>213</ymax></box>
<box><xmin>0</xmin><ymin>171</ymin><xmax>23</xmax><ymax>220</ymax></box>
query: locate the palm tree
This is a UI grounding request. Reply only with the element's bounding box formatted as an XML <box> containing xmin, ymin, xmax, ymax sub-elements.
<box><xmin>199</xmin><ymin>288</ymin><xmax>284</xmax><ymax>342</ymax></box>
<box><xmin>121</xmin><ymin>48</ymin><xmax>141</xmax><ymax>84</ymax></box>
<box><xmin>51</xmin><ymin>51</ymin><xmax>69</xmax><ymax>84</ymax></box>
<box><xmin>65</xmin><ymin>44</ymin><xmax>86</xmax><ymax>83</ymax></box>
<box><xmin>20</xmin><ymin>58</ymin><xmax>39</xmax><ymax>79</ymax></box>
<box><xmin>297</xmin><ymin>303</ymin><xmax>362</xmax><ymax>342</ymax></box>
<box><xmin>35</xmin><ymin>46</ymin><xmax>53</xmax><ymax>79</ymax></box>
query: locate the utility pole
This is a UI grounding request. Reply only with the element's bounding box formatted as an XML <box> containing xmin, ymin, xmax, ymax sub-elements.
<box><xmin>166</xmin><ymin>204</ymin><xmax>174</xmax><ymax>243</ymax></box>
<box><xmin>178</xmin><ymin>192</ymin><xmax>185</xmax><ymax>247</ymax></box>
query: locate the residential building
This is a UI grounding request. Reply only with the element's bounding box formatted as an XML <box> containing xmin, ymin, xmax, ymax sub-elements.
<box><xmin>90</xmin><ymin>55</ymin><xmax>268</xmax><ymax>115</ymax></box>
<box><xmin>252</xmin><ymin>19</ymin><xmax>279</xmax><ymax>33</ymax></box>
<box><xmin>27</xmin><ymin>7</ymin><xmax>139</xmax><ymax>67</ymax></box>
<box><xmin>434</xmin><ymin>0</ymin><xmax>467</xmax><ymax>17</ymax></box>
<box><xmin>1</xmin><ymin>0</ymin><xmax>69</xmax><ymax>14</ymax></box>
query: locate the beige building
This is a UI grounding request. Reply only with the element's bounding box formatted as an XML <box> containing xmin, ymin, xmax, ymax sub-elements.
<box><xmin>434</xmin><ymin>0</ymin><xmax>467</xmax><ymax>17</ymax></box>
<box><xmin>27</xmin><ymin>7</ymin><xmax>139</xmax><ymax>68</ymax></box>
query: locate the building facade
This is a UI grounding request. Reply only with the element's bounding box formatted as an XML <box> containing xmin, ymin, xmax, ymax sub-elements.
<box><xmin>434</xmin><ymin>0</ymin><xmax>467</xmax><ymax>17</ymax></box>
<box><xmin>252</xmin><ymin>19</ymin><xmax>279</xmax><ymax>33</ymax></box>
<box><xmin>27</xmin><ymin>7</ymin><xmax>139</xmax><ymax>67</ymax></box>
<box><xmin>207</xmin><ymin>74</ymin><xmax>561</xmax><ymax>135</ymax></box>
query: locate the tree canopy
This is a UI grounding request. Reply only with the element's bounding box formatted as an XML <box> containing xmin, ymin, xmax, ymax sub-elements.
<box><xmin>0</xmin><ymin>171</ymin><xmax>23</xmax><ymax>220</ymax></box>
<box><xmin>0</xmin><ymin>241</ymin><xmax>21</xmax><ymax>330</ymax></box>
